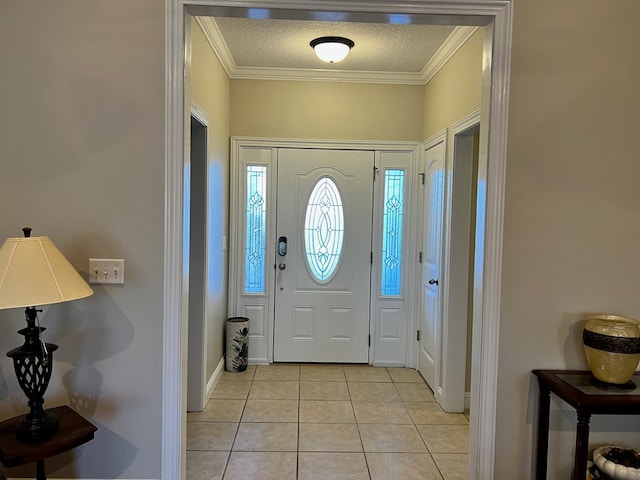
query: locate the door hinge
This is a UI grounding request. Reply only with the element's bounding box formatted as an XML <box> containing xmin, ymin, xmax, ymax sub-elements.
<box><xmin>419</xmin><ymin>172</ymin><xmax>425</xmax><ymax>185</ymax></box>
<box><xmin>371</xmin><ymin>251</ymin><xmax>373</xmax><ymax>264</ymax></box>
<box><xmin>417</xmin><ymin>330</ymin><xmax>421</xmax><ymax>341</ymax></box>
<box><xmin>368</xmin><ymin>334</ymin><xmax>371</xmax><ymax>347</ymax></box>
<box><xmin>419</xmin><ymin>251</ymin><xmax>423</xmax><ymax>263</ymax></box>
<box><xmin>373</xmin><ymin>166</ymin><xmax>379</xmax><ymax>181</ymax></box>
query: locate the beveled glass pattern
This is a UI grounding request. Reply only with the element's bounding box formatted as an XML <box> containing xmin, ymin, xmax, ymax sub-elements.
<box><xmin>245</xmin><ymin>165</ymin><xmax>267</xmax><ymax>293</ymax></box>
<box><xmin>381</xmin><ymin>169</ymin><xmax>405</xmax><ymax>296</ymax></box>
<box><xmin>304</xmin><ymin>177</ymin><xmax>344</xmax><ymax>283</ymax></box>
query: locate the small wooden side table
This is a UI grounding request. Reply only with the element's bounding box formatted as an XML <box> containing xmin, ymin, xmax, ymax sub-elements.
<box><xmin>533</xmin><ymin>369</ymin><xmax>640</xmax><ymax>480</ymax></box>
<box><xmin>0</xmin><ymin>406</ymin><xmax>97</xmax><ymax>480</ymax></box>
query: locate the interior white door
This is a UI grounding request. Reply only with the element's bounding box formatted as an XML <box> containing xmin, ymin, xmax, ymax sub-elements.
<box><xmin>418</xmin><ymin>141</ymin><xmax>445</xmax><ymax>390</ymax></box>
<box><xmin>274</xmin><ymin>148</ymin><xmax>374</xmax><ymax>363</ymax></box>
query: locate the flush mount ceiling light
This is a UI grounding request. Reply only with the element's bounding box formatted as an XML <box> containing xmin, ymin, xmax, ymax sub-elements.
<box><xmin>310</xmin><ymin>36</ymin><xmax>354</xmax><ymax>63</ymax></box>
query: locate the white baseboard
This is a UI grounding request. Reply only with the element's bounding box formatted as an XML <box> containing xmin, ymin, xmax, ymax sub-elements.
<box><xmin>435</xmin><ymin>386</ymin><xmax>445</xmax><ymax>405</ymax></box>
<box><xmin>372</xmin><ymin>361</ymin><xmax>405</xmax><ymax>367</ymax></box>
<box><xmin>465</xmin><ymin>391</ymin><xmax>471</xmax><ymax>411</ymax></box>
<box><xmin>205</xmin><ymin>357</ymin><xmax>225</xmax><ymax>401</ymax></box>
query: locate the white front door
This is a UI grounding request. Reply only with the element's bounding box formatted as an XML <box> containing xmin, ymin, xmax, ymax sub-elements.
<box><xmin>418</xmin><ymin>141</ymin><xmax>445</xmax><ymax>390</ymax></box>
<box><xmin>273</xmin><ymin>148</ymin><xmax>374</xmax><ymax>363</ymax></box>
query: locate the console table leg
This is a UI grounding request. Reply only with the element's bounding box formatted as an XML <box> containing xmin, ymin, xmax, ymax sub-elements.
<box><xmin>536</xmin><ymin>382</ymin><xmax>551</xmax><ymax>480</ymax></box>
<box><xmin>574</xmin><ymin>412</ymin><xmax>591</xmax><ymax>480</ymax></box>
<box><xmin>36</xmin><ymin>460</ymin><xmax>46</xmax><ymax>480</ymax></box>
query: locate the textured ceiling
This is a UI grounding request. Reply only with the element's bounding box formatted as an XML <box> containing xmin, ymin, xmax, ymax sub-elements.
<box><xmin>197</xmin><ymin>16</ymin><xmax>476</xmax><ymax>84</ymax></box>
<box><xmin>213</xmin><ymin>17</ymin><xmax>456</xmax><ymax>73</ymax></box>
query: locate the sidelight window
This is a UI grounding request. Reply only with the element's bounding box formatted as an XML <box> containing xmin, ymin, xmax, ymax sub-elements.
<box><xmin>244</xmin><ymin>165</ymin><xmax>267</xmax><ymax>293</ymax></box>
<box><xmin>381</xmin><ymin>169</ymin><xmax>405</xmax><ymax>296</ymax></box>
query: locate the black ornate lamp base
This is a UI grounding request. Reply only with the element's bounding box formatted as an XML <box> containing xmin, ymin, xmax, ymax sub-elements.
<box><xmin>6</xmin><ymin>307</ymin><xmax>60</xmax><ymax>443</ymax></box>
<box><xmin>15</xmin><ymin>410</ymin><xmax>59</xmax><ymax>443</ymax></box>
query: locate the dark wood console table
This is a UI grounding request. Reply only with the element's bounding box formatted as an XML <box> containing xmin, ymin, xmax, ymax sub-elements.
<box><xmin>0</xmin><ymin>406</ymin><xmax>97</xmax><ymax>480</ymax></box>
<box><xmin>533</xmin><ymin>369</ymin><xmax>640</xmax><ymax>480</ymax></box>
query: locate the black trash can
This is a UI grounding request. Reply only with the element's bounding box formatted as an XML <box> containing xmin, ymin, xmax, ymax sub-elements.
<box><xmin>225</xmin><ymin>317</ymin><xmax>249</xmax><ymax>372</ymax></box>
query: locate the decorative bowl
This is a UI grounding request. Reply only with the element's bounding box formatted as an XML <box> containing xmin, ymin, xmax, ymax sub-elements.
<box><xmin>593</xmin><ymin>446</ymin><xmax>640</xmax><ymax>480</ymax></box>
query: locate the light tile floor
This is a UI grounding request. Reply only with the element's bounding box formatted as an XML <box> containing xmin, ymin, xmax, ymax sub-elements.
<box><xmin>187</xmin><ymin>364</ymin><xmax>469</xmax><ymax>480</ymax></box>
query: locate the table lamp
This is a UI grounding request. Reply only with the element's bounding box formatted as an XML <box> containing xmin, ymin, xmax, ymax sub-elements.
<box><xmin>0</xmin><ymin>228</ymin><xmax>93</xmax><ymax>442</ymax></box>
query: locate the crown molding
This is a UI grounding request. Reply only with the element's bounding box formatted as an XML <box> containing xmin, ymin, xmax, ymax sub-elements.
<box><xmin>421</xmin><ymin>25</ymin><xmax>479</xmax><ymax>84</ymax></box>
<box><xmin>196</xmin><ymin>16</ymin><xmax>477</xmax><ymax>85</ymax></box>
<box><xmin>228</xmin><ymin>66</ymin><xmax>428</xmax><ymax>85</ymax></box>
<box><xmin>195</xmin><ymin>16</ymin><xmax>235</xmax><ymax>78</ymax></box>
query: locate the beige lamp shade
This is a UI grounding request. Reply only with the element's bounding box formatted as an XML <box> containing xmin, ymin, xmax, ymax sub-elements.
<box><xmin>0</xmin><ymin>236</ymin><xmax>93</xmax><ymax>310</ymax></box>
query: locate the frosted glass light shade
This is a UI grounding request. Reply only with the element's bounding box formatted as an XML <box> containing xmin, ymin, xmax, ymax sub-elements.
<box><xmin>310</xmin><ymin>36</ymin><xmax>354</xmax><ymax>63</ymax></box>
<box><xmin>0</xmin><ymin>236</ymin><xmax>93</xmax><ymax>309</ymax></box>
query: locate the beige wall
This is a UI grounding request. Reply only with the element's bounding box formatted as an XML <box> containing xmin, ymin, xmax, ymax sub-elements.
<box><xmin>0</xmin><ymin>1</ymin><xmax>165</xmax><ymax>477</ymax></box>
<box><xmin>2</xmin><ymin>1</ymin><xmax>640</xmax><ymax>479</ymax></box>
<box><xmin>231</xmin><ymin>80</ymin><xmax>424</xmax><ymax>141</ymax></box>
<box><xmin>423</xmin><ymin>28</ymin><xmax>483</xmax><ymax>140</ymax></box>
<box><xmin>423</xmin><ymin>29</ymin><xmax>483</xmax><ymax>396</ymax></box>
<box><xmin>498</xmin><ymin>0</ymin><xmax>640</xmax><ymax>477</ymax></box>
<box><xmin>190</xmin><ymin>19</ymin><xmax>230</xmax><ymax>386</ymax></box>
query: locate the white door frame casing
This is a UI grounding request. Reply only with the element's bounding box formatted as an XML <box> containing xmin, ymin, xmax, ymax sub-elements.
<box><xmin>164</xmin><ymin>2</ymin><xmax>512</xmax><ymax>480</ymax></box>
<box><xmin>433</xmin><ymin>110</ymin><xmax>482</xmax><ymax>413</ymax></box>
<box><xmin>186</xmin><ymin>100</ymin><xmax>211</xmax><ymax>412</ymax></box>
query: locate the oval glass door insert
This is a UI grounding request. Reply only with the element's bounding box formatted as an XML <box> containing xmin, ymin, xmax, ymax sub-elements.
<box><xmin>304</xmin><ymin>176</ymin><xmax>344</xmax><ymax>283</ymax></box>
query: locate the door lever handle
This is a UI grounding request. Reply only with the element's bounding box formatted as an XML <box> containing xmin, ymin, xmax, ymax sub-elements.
<box><xmin>428</xmin><ymin>278</ymin><xmax>439</xmax><ymax>285</ymax></box>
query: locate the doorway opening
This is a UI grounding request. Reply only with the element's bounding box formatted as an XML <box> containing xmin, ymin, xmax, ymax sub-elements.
<box><xmin>449</xmin><ymin>119</ymin><xmax>480</xmax><ymax>413</ymax></box>
<box><xmin>165</xmin><ymin>2</ymin><xmax>512</xmax><ymax>479</ymax></box>
<box><xmin>186</xmin><ymin>108</ymin><xmax>210</xmax><ymax>412</ymax></box>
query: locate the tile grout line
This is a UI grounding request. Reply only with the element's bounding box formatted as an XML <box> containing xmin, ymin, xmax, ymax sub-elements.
<box><xmin>359</xmin><ymin>370</ymin><xmax>377</xmax><ymax>480</ymax></box>
<box><xmin>192</xmin><ymin>365</ymin><xmax>466</xmax><ymax>479</ymax></box>
<box><xmin>221</xmin><ymin>367</ymin><xmax>254</xmax><ymax>478</ymax></box>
